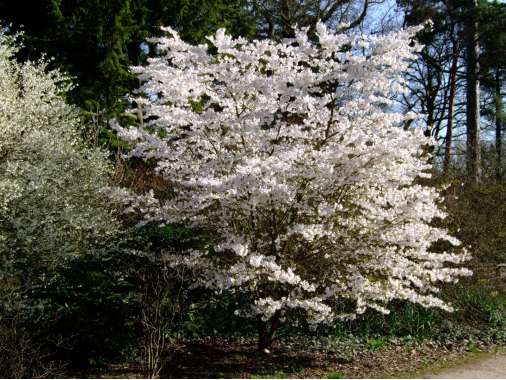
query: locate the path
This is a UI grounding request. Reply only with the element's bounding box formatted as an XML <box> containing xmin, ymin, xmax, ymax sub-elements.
<box><xmin>424</xmin><ymin>352</ymin><xmax>506</xmax><ymax>378</ymax></box>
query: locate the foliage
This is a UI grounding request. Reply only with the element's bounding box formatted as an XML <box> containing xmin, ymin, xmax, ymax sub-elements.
<box><xmin>114</xmin><ymin>24</ymin><xmax>470</xmax><ymax>345</ymax></box>
<box><xmin>0</xmin><ymin>33</ymin><xmax>128</xmax><ymax>372</ymax></box>
<box><xmin>156</xmin><ymin>0</ymin><xmax>257</xmax><ymax>44</ymax></box>
<box><xmin>367</xmin><ymin>337</ymin><xmax>386</xmax><ymax>350</ymax></box>
<box><xmin>326</xmin><ymin>371</ymin><xmax>346</xmax><ymax>379</ymax></box>
<box><xmin>251</xmin><ymin>369</ymin><xmax>289</xmax><ymax>378</ymax></box>
<box><xmin>0</xmin><ymin>0</ymin><xmax>256</xmax><ymax>127</ymax></box>
<box><xmin>0</xmin><ymin>33</ymin><xmax>119</xmax><ymax>265</ymax></box>
<box><xmin>20</xmin><ymin>249</ymin><xmax>143</xmax><ymax>369</ymax></box>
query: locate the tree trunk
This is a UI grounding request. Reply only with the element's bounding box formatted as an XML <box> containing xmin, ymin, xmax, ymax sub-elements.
<box><xmin>464</xmin><ymin>0</ymin><xmax>481</xmax><ymax>184</ymax></box>
<box><xmin>280</xmin><ymin>0</ymin><xmax>294</xmax><ymax>38</ymax></box>
<box><xmin>257</xmin><ymin>313</ymin><xmax>280</xmax><ymax>351</ymax></box>
<box><xmin>495</xmin><ymin>69</ymin><xmax>503</xmax><ymax>181</ymax></box>
<box><xmin>444</xmin><ymin>43</ymin><xmax>459</xmax><ymax>174</ymax></box>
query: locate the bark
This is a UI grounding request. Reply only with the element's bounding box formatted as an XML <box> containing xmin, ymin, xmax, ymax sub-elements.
<box><xmin>464</xmin><ymin>0</ymin><xmax>481</xmax><ymax>184</ymax></box>
<box><xmin>257</xmin><ymin>313</ymin><xmax>280</xmax><ymax>351</ymax></box>
<box><xmin>280</xmin><ymin>0</ymin><xmax>294</xmax><ymax>38</ymax></box>
<box><xmin>426</xmin><ymin>65</ymin><xmax>435</xmax><ymax>129</ymax></box>
<box><xmin>495</xmin><ymin>69</ymin><xmax>503</xmax><ymax>181</ymax></box>
<box><xmin>444</xmin><ymin>43</ymin><xmax>459</xmax><ymax>174</ymax></box>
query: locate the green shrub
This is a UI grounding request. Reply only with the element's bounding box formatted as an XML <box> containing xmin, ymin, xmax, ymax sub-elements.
<box><xmin>367</xmin><ymin>338</ymin><xmax>386</xmax><ymax>350</ymax></box>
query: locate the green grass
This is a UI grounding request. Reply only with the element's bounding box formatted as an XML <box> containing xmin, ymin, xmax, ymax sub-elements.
<box><xmin>326</xmin><ymin>370</ymin><xmax>346</xmax><ymax>378</ymax></box>
<box><xmin>251</xmin><ymin>370</ymin><xmax>288</xmax><ymax>378</ymax></box>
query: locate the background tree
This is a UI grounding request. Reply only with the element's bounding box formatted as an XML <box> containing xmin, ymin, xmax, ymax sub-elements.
<box><xmin>248</xmin><ymin>0</ymin><xmax>383</xmax><ymax>39</ymax></box>
<box><xmin>480</xmin><ymin>1</ymin><xmax>506</xmax><ymax>181</ymax></box>
<box><xmin>463</xmin><ymin>0</ymin><xmax>481</xmax><ymax>183</ymax></box>
<box><xmin>398</xmin><ymin>0</ymin><xmax>505</xmax><ymax>180</ymax></box>
<box><xmin>398</xmin><ymin>0</ymin><xmax>468</xmax><ymax>171</ymax></box>
<box><xmin>0</xmin><ymin>0</ymin><xmax>256</xmax><ymax>132</ymax></box>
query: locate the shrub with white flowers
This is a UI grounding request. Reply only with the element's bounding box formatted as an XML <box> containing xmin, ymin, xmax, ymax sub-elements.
<box><xmin>114</xmin><ymin>23</ymin><xmax>471</xmax><ymax>349</ymax></box>
<box><xmin>0</xmin><ymin>34</ymin><xmax>119</xmax><ymax>266</ymax></box>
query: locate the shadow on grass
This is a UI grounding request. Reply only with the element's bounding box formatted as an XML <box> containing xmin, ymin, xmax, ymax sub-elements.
<box><xmin>162</xmin><ymin>340</ymin><xmax>348</xmax><ymax>378</ymax></box>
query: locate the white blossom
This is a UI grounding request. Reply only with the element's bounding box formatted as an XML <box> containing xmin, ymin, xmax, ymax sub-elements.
<box><xmin>116</xmin><ymin>24</ymin><xmax>471</xmax><ymax>325</ymax></box>
<box><xmin>0</xmin><ymin>34</ymin><xmax>119</xmax><ymax>263</ymax></box>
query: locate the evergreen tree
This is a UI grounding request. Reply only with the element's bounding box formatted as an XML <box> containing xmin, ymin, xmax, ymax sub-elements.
<box><xmin>0</xmin><ymin>0</ymin><xmax>256</xmax><ymax>129</ymax></box>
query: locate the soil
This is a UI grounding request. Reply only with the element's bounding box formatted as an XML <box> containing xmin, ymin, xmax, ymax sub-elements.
<box><xmin>93</xmin><ymin>339</ymin><xmax>498</xmax><ymax>378</ymax></box>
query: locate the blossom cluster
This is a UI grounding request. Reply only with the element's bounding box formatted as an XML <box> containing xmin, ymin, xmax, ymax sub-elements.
<box><xmin>115</xmin><ymin>23</ymin><xmax>471</xmax><ymax>324</ymax></box>
<box><xmin>0</xmin><ymin>33</ymin><xmax>118</xmax><ymax>263</ymax></box>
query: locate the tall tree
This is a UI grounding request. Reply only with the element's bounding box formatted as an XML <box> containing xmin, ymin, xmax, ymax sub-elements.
<box><xmin>480</xmin><ymin>1</ymin><xmax>506</xmax><ymax>181</ymax></box>
<box><xmin>398</xmin><ymin>0</ymin><xmax>506</xmax><ymax>180</ymax></box>
<box><xmin>399</xmin><ymin>0</ymin><xmax>466</xmax><ymax>172</ymax></box>
<box><xmin>463</xmin><ymin>0</ymin><xmax>481</xmax><ymax>183</ymax></box>
<box><xmin>443</xmin><ymin>0</ymin><xmax>461</xmax><ymax>174</ymax></box>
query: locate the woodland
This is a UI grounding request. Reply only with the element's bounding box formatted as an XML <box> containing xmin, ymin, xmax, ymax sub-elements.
<box><xmin>0</xmin><ymin>0</ymin><xmax>505</xmax><ymax>378</ymax></box>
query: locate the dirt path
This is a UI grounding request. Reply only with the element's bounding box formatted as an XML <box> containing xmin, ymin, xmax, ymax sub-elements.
<box><xmin>423</xmin><ymin>352</ymin><xmax>506</xmax><ymax>379</ymax></box>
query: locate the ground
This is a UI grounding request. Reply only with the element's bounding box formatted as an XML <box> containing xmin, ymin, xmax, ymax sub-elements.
<box><xmin>94</xmin><ymin>339</ymin><xmax>505</xmax><ymax>378</ymax></box>
<box><xmin>424</xmin><ymin>351</ymin><xmax>506</xmax><ymax>378</ymax></box>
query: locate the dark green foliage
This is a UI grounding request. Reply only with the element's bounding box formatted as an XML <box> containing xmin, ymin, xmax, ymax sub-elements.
<box><xmin>179</xmin><ymin>292</ymin><xmax>257</xmax><ymax>339</ymax></box>
<box><xmin>154</xmin><ymin>0</ymin><xmax>257</xmax><ymax>44</ymax></box>
<box><xmin>0</xmin><ymin>0</ymin><xmax>256</xmax><ymax>131</ymax></box>
<box><xmin>366</xmin><ymin>338</ymin><xmax>386</xmax><ymax>350</ymax></box>
<box><xmin>135</xmin><ymin>222</ymin><xmax>206</xmax><ymax>253</ymax></box>
<box><xmin>1</xmin><ymin>0</ymin><xmax>137</xmax><ymax>123</ymax></box>
<box><xmin>5</xmin><ymin>249</ymin><xmax>144</xmax><ymax>370</ymax></box>
<box><xmin>479</xmin><ymin>1</ymin><xmax>506</xmax><ymax>76</ymax></box>
<box><xmin>39</xmin><ymin>253</ymin><xmax>141</xmax><ymax>367</ymax></box>
<box><xmin>0</xmin><ymin>222</ymin><xmax>212</xmax><ymax>374</ymax></box>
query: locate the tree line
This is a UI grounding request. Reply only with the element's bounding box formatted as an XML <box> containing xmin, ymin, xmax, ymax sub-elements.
<box><xmin>1</xmin><ymin>0</ymin><xmax>504</xmax><ymax>182</ymax></box>
<box><xmin>0</xmin><ymin>0</ymin><xmax>505</xmax><ymax>378</ymax></box>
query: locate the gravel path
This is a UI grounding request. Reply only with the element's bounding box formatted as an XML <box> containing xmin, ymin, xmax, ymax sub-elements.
<box><xmin>424</xmin><ymin>352</ymin><xmax>506</xmax><ymax>378</ymax></box>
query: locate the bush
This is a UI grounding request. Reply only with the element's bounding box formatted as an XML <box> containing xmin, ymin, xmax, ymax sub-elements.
<box><xmin>0</xmin><ymin>33</ymin><xmax>126</xmax><ymax>373</ymax></box>
<box><xmin>21</xmin><ymin>250</ymin><xmax>143</xmax><ymax>369</ymax></box>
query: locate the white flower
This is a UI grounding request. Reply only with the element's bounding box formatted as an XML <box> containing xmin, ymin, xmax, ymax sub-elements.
<box><xmin>116</xmin><ymin>24</ymin><xmax>470</xmax><ymax>326</ymax></box>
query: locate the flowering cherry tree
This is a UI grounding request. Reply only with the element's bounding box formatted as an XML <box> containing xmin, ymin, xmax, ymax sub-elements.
<box><xmin>114</xmin><ymin>23</ymin><xmax>471</xmax><ymax>349</ymax></box>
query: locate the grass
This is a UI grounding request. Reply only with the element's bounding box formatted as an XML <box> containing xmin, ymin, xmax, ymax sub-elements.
<box><xmin>326</xmin><ymin>370</ymin><xmax>346</xmax><ymax>378</ymax></box>
<box><xmin>251</xmin><ymin>370</ymin><xmax>288</xmax><ymax>378</ymax></box>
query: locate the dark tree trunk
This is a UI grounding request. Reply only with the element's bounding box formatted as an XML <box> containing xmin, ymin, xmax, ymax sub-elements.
<box><xmin>464</xmin><ymin>0</ymin><xmax>481</xmax><ymax>184</ymax></box>
<box><xmin>280</xmin><ymin>0</ymin><xmax>294</xmax><ymax>38</ymax></box>
<box><xmin>257</xmin><ymin>313</ymin><xmax>280</xmax><ymax>351</ymax></box>
<box><xmin>444</xmin><ymin>43</ymin><xmax>459</xmax><ymax>174</ymax></box>
<box><xmin>495</xmin><ymin>69</ymin><xmax>503</xmax><ymax>181</ymax></box>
